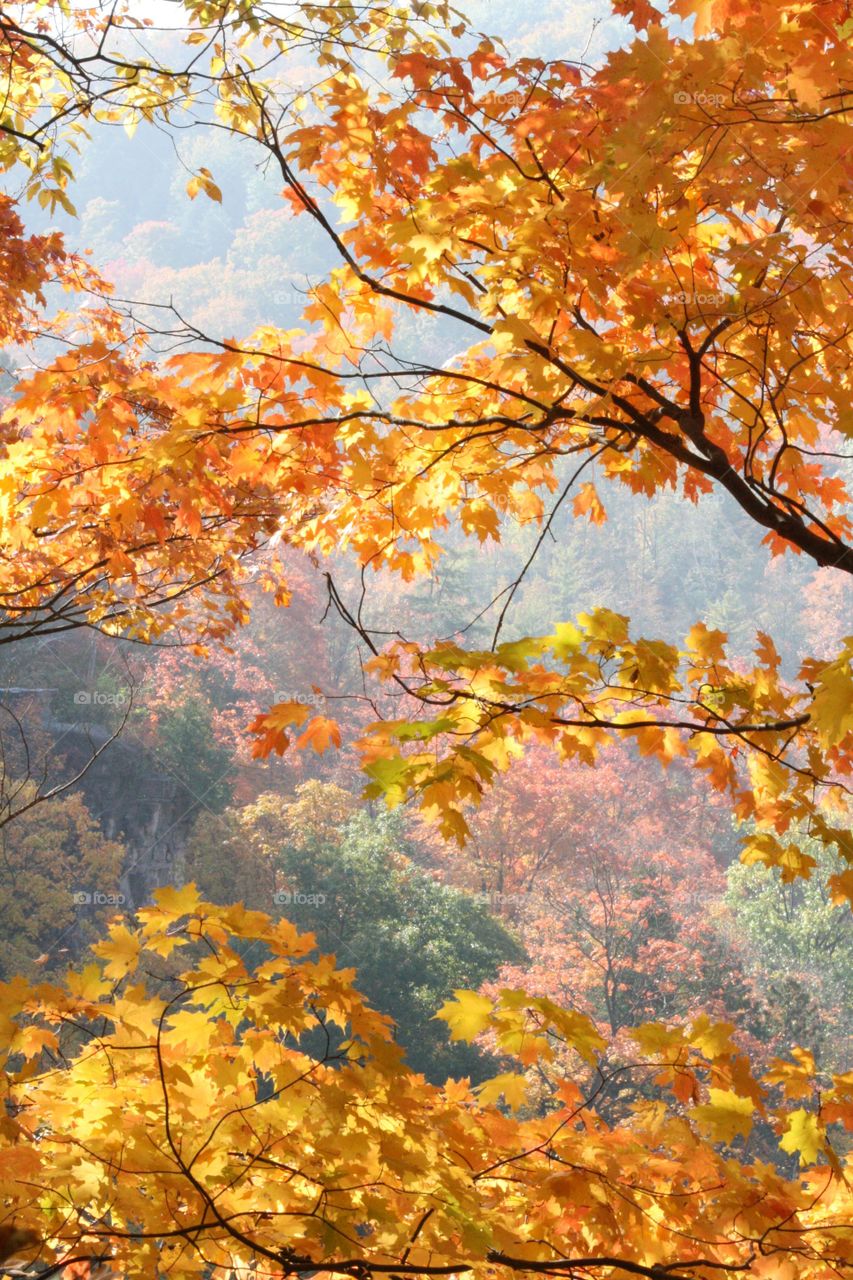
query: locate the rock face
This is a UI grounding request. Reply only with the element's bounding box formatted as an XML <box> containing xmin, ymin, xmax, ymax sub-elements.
<box><xmin>54</xmin><ymin>725</ymin><xmax>197</xmax><ymax>908</ymax></box>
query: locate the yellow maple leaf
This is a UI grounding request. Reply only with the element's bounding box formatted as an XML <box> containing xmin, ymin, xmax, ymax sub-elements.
<box><xmin>15</xmin><ymin>1026</ymin><xmax>59</xmax><ymax>1059</ymax></box>
<box><xmin>765</xmin><ymin>1049</ymin><xmax>817</xmax><ymax>1101</ymax></box>
<box><xmin>810</xmin><ymin>657</ymin><xmax>853</xmax><ymax>748</ymax></box>
<box><xmin>92</xmin><ymin>924</ymin><xmax>142</xmax><ymax>980</ymax></box>
<box><xmin>685</xmin><ymin>621</ymin><xmax>728</xmax><ymax>664</ymax></box>
<box><xmin>691</xmin><ymin>1089</ymin><xmax>755</xmax><ymax>1143</ymax></box>
<box><xmin>434</xmin><ymin>989</ymin><xmax>494</xmax><ymax>1041</ymax></box>
<box><xmin>476</xmin><ymin>1071</ymin><xmax>528</xmax><ymax>1111</ymax></box>
<box><xmin>741</xmin><ymin>833</ymin><xmax>816</xmax><ymax>884</ymax></box>
<box><xmin>779</xmin><ymin>1109</ymin><xmax>825</xmax><ymax>1165</ymax></box>
<box><xmin>152</xmin><ymin>883</ymin><xmax>201</xmax><ymax>918</ymax></box>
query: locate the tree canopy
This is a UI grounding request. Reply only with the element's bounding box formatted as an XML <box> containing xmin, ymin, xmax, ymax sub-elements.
<box><xmin>0</xmin><ymin>1</ymin><xmax>851</xmax><ymax>1277</ymax></box>
<box><xmin>1</xmin><ymin>888</ymin><xmax>852</xmax><ymax>1280</ymax></box>
<box><xmin>187</xmin><ymin>783</ymin><xmax>525</xmax><ymax>1081</ymax></box>
<box><xmin>0</xmin><ymin>0</ymin><xmax>849</xmax><ymax>885</ymax></box>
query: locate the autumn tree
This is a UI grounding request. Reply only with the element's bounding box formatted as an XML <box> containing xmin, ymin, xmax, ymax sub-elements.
<box><xmin>418</xmin><ymin>746</ymin><xmax>810</xmax><ymax>1082</ymax></box>
<box><xmin>152</xmin><ymin>0</ymin><xmax>851</xmax><ymax>895</ymax></box>
<box><xmin>487</xmin><ymin>840</ymin><xmax>771</xmax><ymax>1042</ymax></box>
<box><xmin>187</xmin><ymin>783</ymin><xmax>524</xmax><ymax>1081</ymax></box>
<box><xmin>0</xmin><ymin>0</ymin><xmax>849</xmax><ymax>892</ymax></box>
<box><xmin>0</xmin><ymin>788</ymin><xmax>125</xmax><ymax>979</ymax></box>
<box><xmin>0</xmin><ymin>0</ymin><xmax>460</xmax><ymax>646</ymax></box>
<box><xmin>416</xmin><ymin>743</ymin><xmax>733</xmax><ymax>900</ymax></box>
<box><xmin>184</xmin><ymin>781</ymin><xmax>362</xmax><ymax>912</ymax></box>
<box><xmin>0</xmin><ymin>890</ymin><xmax>850</xmax><ymax>1279</ymax></box>
<box><xmin>0</xmin><ymin>2</ymin><xmax>852</xmax><ymax>1276</ymax></box>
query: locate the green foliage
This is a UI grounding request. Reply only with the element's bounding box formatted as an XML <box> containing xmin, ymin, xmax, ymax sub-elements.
<box><xmin>187</xmin><ymin>788</ymin><xmax>525</xmax><ymax>1082</ymax></box>
<box><xmin>154</xmin><ymin>691</ymin><xmax>232</xmax><ymax>813</ymax></box>
<box><xmin>725</xmin><ymin>837</ymin><xmax>853</xmax><ymax>1067</ymax></box>
<box><xmin>282</xmin><ymin>809</ymin><xmax>526</xmax><ymax>1082</ymax></box>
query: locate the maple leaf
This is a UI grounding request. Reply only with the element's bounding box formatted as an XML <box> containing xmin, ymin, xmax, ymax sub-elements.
<box><xmin>294</xmin><ymin>715</ymin><xmax>342</xmax><ymax>754</ymax></box>
<box><xmin>156</xmin><ymin>882</ymin><xmax>201</xmax><ymax>914</ymax></box>
<box><xmin>787</xmin><ymin>65</ymin><xmax>824</xmax><ymax>112</ymax></box>
<box><xmin>809</xmin><ymin>655</ymin><xmax>853</xmax><ymax>748</ymax></box>
<box><xmin>460</xmin><ymin>498</ymin><xmax>501</xmax><ymax>543</ymax></box>
<box><xmin>91</xmin><ymin>923</ymin><xmax>141</xmax><ymax>980</ymax></box>
<box><xmin>741</xmin><ymin>834</ymin><xmax>817</xmax><ymax>884</ymax></box>
<box><xmin>691</xmin><ymin>1088</ymin><xmax>755</xmax><ymax>1144</ymax></box>
<box><xmin>611</xmin><ymin>0</ymin><xmax>664</xmax><ymax>30</ymax></box>
<box><xmin>476</xmin><ymin>1071</ymin><xmax>528</xmax><ymax>1111</ymax></box>
<box><xmin>548</xmin><ymin>622</ymin><xmax>584</xmax><ymax>661</ymax></box>
<box><xmin>434</xmin><ymin>989</ymin><xmax>494</xmax><ymax>1041</ymax></box>
<box><xmin>779</xmin><ymin>1108</ymin><xmax>825</xmax><ymax>1165</ymax></box>
<box><xmin>686</xmin><ymin>622</ymin><xmax>728</xmax><ymax>664</ymax></box>
<box><xmin>16</xmin><ymin>1026</ymin><xmax>59</xmax><ymax>1059</ymax></box>
<box><xmin>525</xmin><ymin>996</ymin><xmax>607</xmax><ymax>1064</ymax></box>
<box><xmin>765</xmin><ymin>1049</ymin><xmax>818</xmax><ymax>1102</ymax></box>
<box><xmin>249</xmin><ymin>701</ymin><xmax>313</xmax><ymax>758</ymax></box>
<box><xmin>572</xmin><ymin>481</ymin><xmax>607</xmax><ymax>525</ymax></box>
<box><xmin>828</xmin><ymin>867</ymin><xmax>853</xmax><ymax>909</ymax></box>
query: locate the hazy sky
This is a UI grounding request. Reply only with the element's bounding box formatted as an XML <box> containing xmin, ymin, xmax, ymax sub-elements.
<box><xmin>120</xmin><ymin>0</ymin><xmax>627</xmax><ymax>65</ymax></box>
<box><xmin>462</xmin><ymin>0</ymin><xmax>626</xmax><ymax>60</ymax></box>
